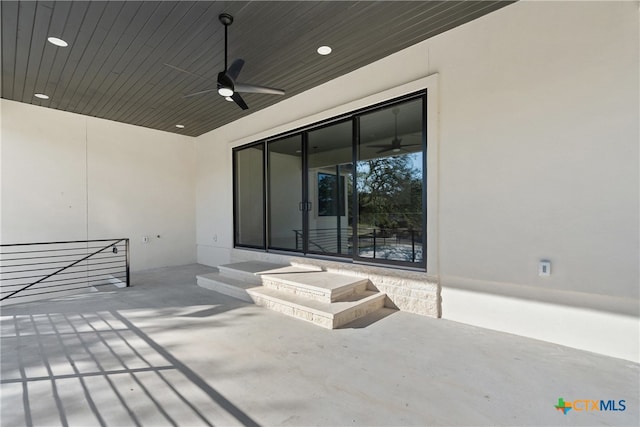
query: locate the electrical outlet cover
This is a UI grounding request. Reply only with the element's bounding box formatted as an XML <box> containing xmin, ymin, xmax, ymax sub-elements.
<box><xmin>539</xmin><ymin>260</ymin><xmax>551</xmax><ymax>276</ymax></box>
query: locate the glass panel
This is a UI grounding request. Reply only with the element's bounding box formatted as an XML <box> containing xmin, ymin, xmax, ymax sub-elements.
<box><xmin>356</xmin><ymin>99</ymin><xmax>424</xmax><ymax>264</ymax></box>
<box><xmin>307</xmin><ymin>121</ymin><xmax>353</xmax><ymax>256</ymax></box>
<box><xmin>234</xmin><ymin>144</ymin><xmax>264</xmax><ymax>247</ymax></box>
<box><xmin>268</xmin><ymin>135</ymin><xmax>303</xmax><ymax>251</ymax></box>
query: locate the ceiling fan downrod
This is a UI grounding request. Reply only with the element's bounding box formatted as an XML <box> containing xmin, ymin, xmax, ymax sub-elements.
<box><xmin>219</xmin><ymin>13</ymin><xmax>233</xmax><ymax>72</ymax></box>
<box><xmin>166</xmin><ymin>12</ymin><xmax>285</xmax><ymax>110</ymax></box>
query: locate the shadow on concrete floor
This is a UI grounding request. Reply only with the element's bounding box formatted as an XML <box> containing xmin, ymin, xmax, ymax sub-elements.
<box><xmin>1</xmin><ymin>264</ymin><xmax>261</xmax><ymax>427</ymax></box>
<box><xmin>1</xmin><ymin>264</ymin><xmax>638</xmax><ymax>427</ymax></box>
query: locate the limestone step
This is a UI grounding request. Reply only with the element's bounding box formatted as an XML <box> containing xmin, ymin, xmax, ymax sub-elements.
<box><xmin>197</xmin><ymin>271</ymin><xmax>257</xmax><ymax>303</ymax></box>
<box><xmin>260</xmin><ymin>267</ymin><xmax>369</xmax><ymax>303</ymax></box>
<box><xmin>217</xmin><ymin>261</ymin><xmax>288</xmax><ymax>284</ymax></box>
<box><xmin>246</xmin><ymin>286</ymin><xmax>386</xmax><ymax>329</ymax></box>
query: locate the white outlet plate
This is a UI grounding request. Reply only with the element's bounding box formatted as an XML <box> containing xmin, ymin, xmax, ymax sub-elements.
<box><xmin>539</xmin><ymin>260</ymin><xmax>551</xmax><ymax>277</ymax></box>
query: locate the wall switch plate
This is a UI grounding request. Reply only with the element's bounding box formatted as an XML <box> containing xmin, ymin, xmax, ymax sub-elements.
<box><xmin>142</xmin><ymin>236</ymin><xmax>149</xmax><ymax>243</ymax></box>
<box><xmin>539</xmin><ymin>260</ymin><xmax>551</xmax><ymax>276</ymax></box>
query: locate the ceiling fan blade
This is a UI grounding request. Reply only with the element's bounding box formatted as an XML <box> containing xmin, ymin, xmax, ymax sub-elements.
<box><xmin>231</xmin><ymin>92</ymin><xmax>249</xmax><ymax>110</ymax></box>
<box><xmin>164</xmin><ymin>63</ymin><xmax>213</xmax><ymax>82</ymax></box>
<box><xmin>226</xmin><ymin>59</ymin><xmax>245</xmax><ymax>80</ymax></box>
<box><xmin>402</xmin><ymin>143</ymin><xmax>422</xmax><ymax>147</ymax></box>
<box><xmin>182</xmin><ymin>88</ymin><xmax>217</xmax><ymax>98</ymax></box>
<box><xmin>235</xmin><ymin>83</ymin><xmax>285</xmax><ymax>95</ymax></box>
<box><xmin>368</xmin><ymin>144</ymin><xmax>394</xmax><ymax>148</ymax></box>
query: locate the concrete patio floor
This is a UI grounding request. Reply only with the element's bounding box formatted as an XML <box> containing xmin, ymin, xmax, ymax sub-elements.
<box><xmin>1</xmin><ymin>264</ymin><xmax>638</xmax><ymax>427</ymax></box>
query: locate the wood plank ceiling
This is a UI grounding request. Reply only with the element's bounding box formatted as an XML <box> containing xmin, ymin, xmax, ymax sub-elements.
<box><xmin>1</xmin><ymin>1</ymin><xmax>513</xmax><ymax>137</ymax></box>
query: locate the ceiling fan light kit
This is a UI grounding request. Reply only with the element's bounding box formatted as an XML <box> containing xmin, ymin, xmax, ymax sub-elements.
<box><xmin>166</xmin><ymin>13</ymin><xmax>285</xmax><ymax>111</ymax></box>
<box><xmin>218</xmin><ymin>87</ymin><xmax>234</xmax><ymax>97</ymax></box>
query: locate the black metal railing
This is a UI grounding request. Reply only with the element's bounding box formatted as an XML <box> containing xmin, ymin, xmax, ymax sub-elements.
<box><xmin>0</xmin><ymin>239</ymin><xmax>130</xmax><ymax>302</ymax></box>
<box><xmin>357</xmin><ymin>227</ymin><xmax>422</xmax><ymax>262</ymax></box>
<box><xmin>293</xmin><ymin>227</ymin><xmax>422</xmax><ymax>262</ymax></box>
<box><xmin>295</xmin><ymin>228</ymin><xmax>351</xmax><ymax>253</ymax></box>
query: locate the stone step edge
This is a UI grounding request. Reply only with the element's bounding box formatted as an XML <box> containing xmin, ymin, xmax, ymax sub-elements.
<box><xmin>260</xmin><ymin>273</ymin><xmax>370</xmax><ymax>302</ymax></box>
<box><xmin>217</xmin><ymin>262</ymin><xmax>287</xmax><ymax>284</ymax></box>
<box><xmin>197</xmin><ymin>272</ymin><xmax>373</xmax><ymax>307</ymax></box>
<box><xmin>247</xmin><ymin>287</ymin><xmax>386</xmax><ymax>329</ymax></box>
<box><xmin>196</xmin><ymin>273</ymin><xmax>256</xmax><ymax>303</ymax></box>
<box><xmin>260</xmin><ymin>276</ymin><xmax>368</xmax><ymax>303</ymax></box>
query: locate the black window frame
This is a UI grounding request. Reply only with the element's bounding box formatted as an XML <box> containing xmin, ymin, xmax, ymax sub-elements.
<box><xmin>232</xmin><ymin>90</ymin><xmax>427</xmax><ymax>270</ymax></box>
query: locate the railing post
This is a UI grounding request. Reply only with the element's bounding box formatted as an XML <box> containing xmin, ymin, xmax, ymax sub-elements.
<box><xmin>372</xmin><ymin>229</ymin><xmax>376</xmax><ymax>259</ymax></box>
<box><xmin>411</xmin><ymin>230</ymin><xmax>416</xmax><ymax>263</ymax></box>
<box><xmin>126</xmin><ymin>238</ymin><xmax>131</xmax><ymax>287</ymax></box>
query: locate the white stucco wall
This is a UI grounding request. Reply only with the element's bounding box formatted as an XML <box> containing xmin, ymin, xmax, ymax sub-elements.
<box><xmin>1</xmin><ymin>100</ymin><xmax>197</xmax><ymax>271</ymax></box>
<box><xmin>0</xmin><ymin>1</ymin><xmax>636</xmax><ymax>362</ymax></box>
<box><xmin>194</xmin><ymin>1</ymin><xmax>639</xmax><ymax>361</ymax></box>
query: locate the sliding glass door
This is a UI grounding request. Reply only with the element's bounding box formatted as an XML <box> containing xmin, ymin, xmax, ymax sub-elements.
<box><xmin>306</xmin><ymin>120</ymin><xmax>353</xmax><ymax>256</ymax></box>
<box><xmin>233</xmin><ymin>92</ymin><xmax>426</xmax><ymax>268</ymax></box>
<box><xmin>267</xmin><ymin>135</ymin><xmax>303</xmax><ymax>251</ymax></box>
<box><xmin>234</xmin><ymin>143</ymin><xmax>264</xmax><ymax>248</ymax></box>
<box><xmin>355</xmin><ymin>98</ymin><xmax>425</xmax><ymax>264</ymax></box>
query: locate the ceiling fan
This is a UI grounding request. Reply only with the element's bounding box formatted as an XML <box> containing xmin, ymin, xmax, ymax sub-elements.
<box><xmin>368</xmin><ymin>108</ymin><xmax>421</xmax><ymax>154</ymax></box>
<box><xmin>165</xmin><ymin>13</ymin><xmax>285</xmax><ymax>110</ymax></box>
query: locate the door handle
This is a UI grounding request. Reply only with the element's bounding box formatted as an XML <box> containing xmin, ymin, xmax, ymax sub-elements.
<box><xmin>299</xmin><ymin>201</ymin><xmax>312</xmax><ymax>211</ymax></box>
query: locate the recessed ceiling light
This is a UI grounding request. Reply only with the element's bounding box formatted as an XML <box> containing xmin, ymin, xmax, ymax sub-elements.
<box><xmin>34</xmin><ymin>93</ymin><xmax>49</xmax><ymax>100</ymax></box>
<box><xmin>317</xmin><ymin>45</ymin><xmax>332</xmax><ymax>55</ymax></box>
<box><xmin>47</xmin><ymin>37</ymin><xmax>68</xmax><ymax>47</ymax></box>
<box><xmin>175</xmin><ymin>124</ymin><xmax>185</xmax><ymax>129</ymax></box>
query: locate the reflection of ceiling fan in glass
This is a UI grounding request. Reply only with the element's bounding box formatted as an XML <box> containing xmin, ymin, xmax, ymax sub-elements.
<box><xmin>368</xmin><ymin>107</ymin><xmax>421</xmax><ymax>154</ymax></box>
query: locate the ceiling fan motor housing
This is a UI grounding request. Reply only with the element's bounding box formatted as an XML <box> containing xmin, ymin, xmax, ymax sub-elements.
<box><xmin>217</xmin><ymin>71</ymin><xmax>234</xmax><ymax>92</ymax></box>
<box><xmin>168</xmin><ymin>12</ymin><xmax>284</xmax><ymax>110</ymax></box>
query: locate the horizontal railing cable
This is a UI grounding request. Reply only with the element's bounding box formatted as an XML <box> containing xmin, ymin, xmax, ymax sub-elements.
<box><xmin>1</xmin><ymin>255</ymin><xmax>126</xmax><ymax>269</ymax></box>
<box><xmin>0</xmin><ymin>272</ymin><xmax>127</xmax><ymax>291</ymax></box>
<box><xmin>1</xmin><ymin>269</ymin><xmax>128</xmax><ymax>287</ymax></box>
<box><xmin>0</xmin><ymin>244</ymin><xmax>127</xmax><ymax>255</ymax></box>
<box><xmin>0</xmin><ymin>275</ymin><xmax>127</xmax><ymax>295</ymax></box>
<box><xmin>1</xmin><ymin>281</ymin><xmax>128</xmax><ymax>299</ymax></box>
<box><xmin>2</xmin><ymin>264</ymin><xmax>129</xmax><ymax>282</ymax></box>
<box><xmin>1</xmin><ymin>257</ymin><xmax>126</xmax><ymax>274</ymax></box>
<box><xmin>0</xmin><ymin>238</ymin><xmax>130</xmax><ymax>302</ymax></box>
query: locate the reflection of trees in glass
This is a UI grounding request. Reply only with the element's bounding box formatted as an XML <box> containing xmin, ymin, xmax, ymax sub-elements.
<box><xmin>318</xmin><ymin>173</ymin><xmax>345</xmax><ymax>216</ymax></box>
<box><xmin>357</xmin><ymin>153</ymin><xmax>422</xmax><ymax>231</ymax></box>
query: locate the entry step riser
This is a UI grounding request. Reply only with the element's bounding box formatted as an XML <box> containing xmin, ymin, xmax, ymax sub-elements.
<box><xmin>197</xmin><ymin>276</ymin><xmax>253</xmax><ymax>303</ymax></box>
<box><xmin>247</xmin><ymin>288</ymin><xmax>386</xmax><ymax>329</ymax></box>
<box><xmin>197</xmin><ymin>262</ymin><xmax>389</xmax><ymax>329</ymax></box>
<box><xmin>217</xmin><ymin>265</ymin><xmax>262</xmax><ymax>285</ymax></box>
<box><xmin>249</xmin><ymin>293</ymin><xmax>334</xmax><ymax>329</ymax></box>
<box><xmin>333</xmin><ymin>297</ymin><xmax>385</xmax><ymax>327</ymax></box>
<box><xmin>261</xmin><ymin>275</ymin><xmax>369</xmax><ymax>303</ymax></box>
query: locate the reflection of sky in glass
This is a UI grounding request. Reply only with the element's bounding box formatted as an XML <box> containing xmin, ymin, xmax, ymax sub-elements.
<box><xmin>409</xmin><ymin>152</ymin><xmax>423</xmax><ymax>174</ymax></box>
